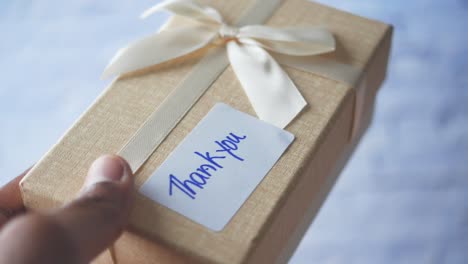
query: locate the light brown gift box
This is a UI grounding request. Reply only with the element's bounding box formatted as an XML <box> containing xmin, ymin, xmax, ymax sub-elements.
<box><xmin>20</xmin><ymin>0</ymin><xmax>392</xmax><ymax>263</ymax></box>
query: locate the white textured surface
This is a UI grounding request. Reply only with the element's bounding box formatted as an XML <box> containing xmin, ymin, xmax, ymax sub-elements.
<box><xmin>1</xmin><ymin>1</ymin><xmax>467</xmax><ymax>263</ymax></box>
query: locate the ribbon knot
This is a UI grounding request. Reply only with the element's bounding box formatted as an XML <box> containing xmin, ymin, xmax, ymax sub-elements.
<box><xmin>219</xmin><ymin>24</ymin><xmax>239</xmax><ymax>40</ymax></box>
<box><xmin>103</xmin><ymin>0</ymin><xmax>337</xmax><ymax>128</ymax></box>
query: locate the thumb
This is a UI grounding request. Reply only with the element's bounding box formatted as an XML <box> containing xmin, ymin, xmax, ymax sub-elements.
<box><xmin>55</xmin><ymin>154</ymin><xmax>134</xmax><ymax>262</ymax></box>
<box><xmin>0</xmin><ymin>155</ymin><xmax>134</xmax><ymax>264</ymax></box>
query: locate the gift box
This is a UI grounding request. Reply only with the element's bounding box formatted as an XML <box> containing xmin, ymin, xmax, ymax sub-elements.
<box><xmin>20</xmin><ymin>0</ymin><xmax>392</xmax><ymax>263</ymax></box>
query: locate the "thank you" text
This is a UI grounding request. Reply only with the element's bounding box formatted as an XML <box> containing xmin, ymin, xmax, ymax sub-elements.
<box><xmin>168</xmin><ymin>132</ymin><xmax>247</xmax><ymax>200</ymax></box>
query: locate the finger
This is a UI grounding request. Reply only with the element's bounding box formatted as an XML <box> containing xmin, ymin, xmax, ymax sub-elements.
<box><xmin>0</xmin><ymin>168</ymin><xmax>30</xmax><ymax>227</ymax></box>
<box><xmin>53</xmin><ymin>155</ymin><xmax>134</xmax><ymax>262</ymax></box>
<box><xmin>0</xmin><ymin>155</ymin><xmax>134</xmax><ymax>264</ymax></box>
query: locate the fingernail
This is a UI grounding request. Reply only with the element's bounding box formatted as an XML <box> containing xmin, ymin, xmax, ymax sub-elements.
<box><xmin>85</xmin><ymin>155</ymin><xmax>127</xmax><ymax>187</ymax></box>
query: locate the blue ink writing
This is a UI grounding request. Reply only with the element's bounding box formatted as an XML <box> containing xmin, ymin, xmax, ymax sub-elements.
<box><xmin>169</xmin><ymin>132</ymin><xmax>247</xmax><ymax>199</ymax></box>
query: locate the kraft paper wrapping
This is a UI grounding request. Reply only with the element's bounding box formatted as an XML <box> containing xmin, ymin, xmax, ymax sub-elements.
<box><xmin>20</xmin><ymin>0</ymin><xmax>392</xmax><ymax>263</ymax></box>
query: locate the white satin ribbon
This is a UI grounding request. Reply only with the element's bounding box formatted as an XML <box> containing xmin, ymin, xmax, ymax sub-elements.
<box><xmin>103</xmin><ymin>0</ymin><xmax>336</xmax><ymax>128</ymax></box>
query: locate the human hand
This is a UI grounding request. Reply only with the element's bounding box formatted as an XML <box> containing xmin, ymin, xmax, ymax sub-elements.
<box><xmin>0</xmin><ymin>155</ymin><xmax>134</xmax><ymax>264</ymax></box>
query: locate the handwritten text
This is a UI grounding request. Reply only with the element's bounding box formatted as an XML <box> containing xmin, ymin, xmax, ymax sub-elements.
<box><xmin>169</xmin><ymin>132</ymin><xmax>247</xmax><ymax>199</ymax></box>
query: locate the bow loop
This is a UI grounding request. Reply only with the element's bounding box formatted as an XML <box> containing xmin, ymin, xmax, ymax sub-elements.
<box><xmin>102</xmin><ymin>25</ymin><xmax>217</xmax><ymax>79</ymax></box>
<box><xmin>238</xmin><ymin>25</ymin><xmax>335</xmax><ymax>56</ymax></box>
<box><xmin>141</xmin><ymin>0</ymin><xmax>222</xmax><ymax>25</ymax></box>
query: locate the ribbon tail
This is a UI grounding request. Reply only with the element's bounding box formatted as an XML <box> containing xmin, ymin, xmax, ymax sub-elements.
<box><xmin>227</xmin><ymin>41</ymin><xmax>307</xmax><ymax>128</ymax></box>
<box><xmin>102</xmin><ymin>25</ymin><xmax>217</xmax><ymax>78</ymax></box>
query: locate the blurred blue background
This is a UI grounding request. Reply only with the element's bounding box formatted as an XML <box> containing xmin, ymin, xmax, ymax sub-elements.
<box><xmin>1</xmin><ymin>0</ymin><xmax>467</xmax><ymax>263</ymax></box>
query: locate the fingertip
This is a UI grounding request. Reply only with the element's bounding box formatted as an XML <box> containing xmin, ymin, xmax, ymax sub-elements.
<box><xmin>112</xmin><ymin>155</ymin><xmax>134</xmax><ymax>184</ymax></box>
<box><xmin>84</xmin><ymin>155</ymin><xmax>133</xmax><ymax>189</ymax></box>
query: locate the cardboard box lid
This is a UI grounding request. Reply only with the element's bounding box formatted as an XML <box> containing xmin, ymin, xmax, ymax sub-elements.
<box><xmin>21</xmin><ymin>0</ymin><xmax>392</xmax><ymax>263</ymax></box>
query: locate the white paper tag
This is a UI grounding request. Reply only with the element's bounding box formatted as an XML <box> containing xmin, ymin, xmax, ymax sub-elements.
<box><xmin>139</xmin><ymin>103</ymin><xmax>294</xmax><ymax>231</ymax></box>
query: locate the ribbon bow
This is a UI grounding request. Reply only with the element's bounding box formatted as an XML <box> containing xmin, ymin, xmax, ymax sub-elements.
<box><xmin>103</xmin><ymin>0</ymin><xmax>336</xmax><ymax>128</ymax></box>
